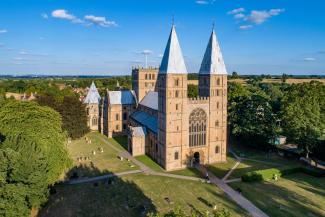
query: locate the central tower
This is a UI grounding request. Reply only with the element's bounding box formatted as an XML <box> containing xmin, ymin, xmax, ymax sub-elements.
<box><xmin>158</xmin><ymin>25</ymin><xmax>188</xmax><ymax>170</ymax></box>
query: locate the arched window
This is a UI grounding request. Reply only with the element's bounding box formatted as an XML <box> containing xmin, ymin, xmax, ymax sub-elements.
<box><xmin>189</xmin><ymin>108</ymin><xmax>207</xmax><ymax>147</ymax></box>
<box><xmin>116</xmin><ymin>114</ymin><xmax>119</xmax><ymax>121</ymax></box>
<box><xmin>174</xmin><ymin>152</ymin><xmax>179</xmax><ymax>160</ymax></box>
<box><xmin>215</xmin><ymin>146</ymin><xmax>220</xmax><ymax>154</ymax></box>
<box><xmin>175</xmin><ymin>79</ymin><xmax>179</xmax><ymax>86</ymax></box>
<box><xmin>217</xmin><ymin>78</ymin><xmax>221</xmax><ymax>86</ymax></box>
<box><xmin>92</xmin><ymin>117</ymin><xmax>97</xmax><ymax>126</ymax></box>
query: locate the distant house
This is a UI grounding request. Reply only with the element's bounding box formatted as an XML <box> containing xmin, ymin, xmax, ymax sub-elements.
<box><xmin>5</xmin><ymin>92</ymin><xmax>37</xmax><ymax>101</ymax></box>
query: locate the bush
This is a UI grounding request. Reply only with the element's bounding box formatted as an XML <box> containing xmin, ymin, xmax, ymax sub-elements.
<box><xmin>242</xmin><ymin>166</ymin><xmax>301</xmax><ymax>182</ymax></box>
<box><xmin>242</xmin><ymin>166</ymin><xmax>325</xmax><ymax>182</ymax></box>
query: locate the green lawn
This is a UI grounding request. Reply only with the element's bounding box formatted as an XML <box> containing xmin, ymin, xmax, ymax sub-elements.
<box><xmin>135</xmin><ymin>155</ymin><xmax>165</xmax><ymax>172</ymax></box>
<box><xmin>135</xmin><ymin>155</ymin><xmax>203</xmax><ymax>178</ymax></box>
<box><xmin>206</xmin><ymin>154</ymin><xmax>238</xmax><ymax>178</ymax></box>
<box><xmin>108</xmin><ymin>136</ymin><xmax>128</xmax><ymax>151</ymax></box>
<box><xmin>39</xmin><ymin>174</ymin><xmax>249</xmax><ymax>217</ymax></box>
<box><xmin>206</xmin><ymin>143</ymin><xmax>300</xmax><ymax>180</ymax></box>
<box><xmin>229</xmin><ymin>173</ymin><xmax>325</xmax><ymax>217</ymax></box>
<box><xmin>66</xmin><ymin>132</ymin><xmax>138</xmax><ymax>179</ymax></box>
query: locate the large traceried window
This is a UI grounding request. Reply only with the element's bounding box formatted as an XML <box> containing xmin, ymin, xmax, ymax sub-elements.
<box><xmin>189</xmin><ymin>108</ymin><xmax>207</xmax><ymax>147</ymax></box>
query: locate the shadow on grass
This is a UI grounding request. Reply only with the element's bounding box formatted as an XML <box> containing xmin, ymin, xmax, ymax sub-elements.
<box><xmin>109</xmin><ymin>136</ymin><xmax>128</xmax><ymax>151</ymax></box>
<box><xmin>229</xmin><ymin>173</ymin><xmax>325</xmax><ymax>217</ymax></box>
<box><xmin>38</xmin><ymin>164</ymin><xmax>156</xmax><ymax>217</ymax></box>
<box><xmin>66</xmin><ymin>163</ymin><xmax>112</xmax><ymax>180</ymax></box>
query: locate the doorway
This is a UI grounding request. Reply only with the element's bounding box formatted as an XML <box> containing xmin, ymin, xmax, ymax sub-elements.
<box><xmin>194</xmin><ymin>152</ymin><xmax>200</xmax><ymax>164</ymax></box>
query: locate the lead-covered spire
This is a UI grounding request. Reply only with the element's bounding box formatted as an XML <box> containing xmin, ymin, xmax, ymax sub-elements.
<box><xmin>84</xmin><ymin>81</ymin><xmax>101</xmax><ymax>104</ymax></box>
<box><xmin>159</xmin><ymin>25</ymin><xmax>187</xmax><ymax>74</ymax></box>
<box><xmin>199</xmin><ymin>29</ymin><xmax>227</xmax><ymax>75</ymax></box>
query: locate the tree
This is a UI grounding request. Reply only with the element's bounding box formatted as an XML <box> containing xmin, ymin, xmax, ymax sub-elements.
<box><xmin>231</xmin><ymin>71</ymin><xmax>239</xmax><ymax>79</ymax></box>
<box><xmin>0</xmin><ymin>100</ymin><xmax>71</xmax><ymax>216</ymax></box>
<box><xmin>0</xmin><ymin>100</ymin><xmax>71</xmax><ymax>184</ymax></box>
<box><xmin>281</xmin><ymin>81</ymin><xmax>325</xmax><ymax>158</ymax></box>
<box><xmin>281</xmin><ymin>73</ymin><xmax>289</xmax><ymax>83</ymax></box>
<box><xmin>37</xmin><ymin>95</ymin><xmax>89</xmax><ymax>139</ymax></box>
<box><xmin>187</xmin><ymin>84</ymin><xmax>198</xmax><ymax>98</ymax></box>
<box><xmin>230</xmin><ymin>93</ymin><xmax>279</xmax><ymax>148</ymax></box>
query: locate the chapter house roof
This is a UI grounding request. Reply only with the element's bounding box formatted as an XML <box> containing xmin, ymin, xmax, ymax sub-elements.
<box><xmin>139</xmin><ymin>91</ymin><xmax>158</xmax><ymax>110</ymax></box>
<box><xmin>108</xmin><ymin>90</ymin><xmax>136</xmax><ymax>105</ymax></box>
<box><xmin>159</xmin><ymin>25</ymin><xmax>187</xmax><ymax>74</ymax></box>
<box><xmin>199</xmin><ymin>29</ymin><xmax>227</xmax><ymax>75</ymax></box>
<box><xmin>83</xmin><ymin>81</ymin><xmax>101</xmax><ymax>104</ymax></box>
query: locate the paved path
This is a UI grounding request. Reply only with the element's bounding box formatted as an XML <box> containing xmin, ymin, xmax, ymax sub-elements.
<box><xmin>197</xmin><ymin>165</ymin><xmax>269</xmax><ymax>217</ymax></box>
<box><xmin>224</xmin><ymin>178</ymin><xmax>241</xmax><ymax>183</ymax></box>
<box><xmin>79</xmin><ymin>135</ymin><xmax>268</xmax><ymax>216</ymax></box>
<box><xmin>67</xmin><ymin>170</ymin><xmax>142</xmax><ymax>184</ymax></box>
<box><xmin>222</xmin><ymin>160</ymin><xmax>241</xmax><ymax>181</ymax></box>
<box><xmin>93</xmin><ymin>134</ymin><xmax>151</xmax><ymax>172</ymax></box>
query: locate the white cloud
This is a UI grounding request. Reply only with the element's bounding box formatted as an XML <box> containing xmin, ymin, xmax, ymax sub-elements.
<box><xmin>246</xmin><ymin>9</ymin><xmax>285</xmax><ymax>25</ymax></box>
<box><xmin>51</xmin><ymin>9</ymin><xmax>83</xmax><ymax>24</ymax></box>
<box><xmin>158</xmin><ymin>54</ymin><xmax>163</xmax><ymax>58</ymax></box>
<box><xmin>0</xmin><ymin>29</ymin><xmax>7</xmax><ymax>34</ymax></box>
<box><xmin>196</xmin><ymin>0</ymin><xmax>208</xmax><ymax>5</ymax></box>
<box><xmin>228</xmin><ymin>8</ymin><xmax>285</xmax><ymax>30</ymax></box>
<box><xmin>84</xmin><ymin>15</ymin><xmax>117</xmax><ymax>27</ymax></box>
<box><xmin>19</xmin><ymin>51</ymin><xmax>28</xmax><ymax>55</ymax></box>
<box><xmin>239</xmin><ymin>25</ymin><xmax>253</xmax><ymax>30</ymax></box>
<box><xmin>41</xmin><ymin>13</ymin><xmax>48</xmax><ymax>19</ymax></box>
<box><xmin>234</xmin><ymin>13</ymin><xmax>245</xmax><ymax>19</ymax></box>
<box><xmin>304</xmin><ymin>57</ymin><xmax>316</xmax><ymax>62</ymax></box>
<box><xmin>228</xmin><ymin>8</ymin><xmax>245</xmax><ymax>15</ymax></box>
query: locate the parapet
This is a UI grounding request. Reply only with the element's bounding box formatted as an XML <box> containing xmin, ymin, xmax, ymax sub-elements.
<box><xmin>187</xmin><ymin>97</ymin><xmax>209</xmax><ymax>104</ymax></box>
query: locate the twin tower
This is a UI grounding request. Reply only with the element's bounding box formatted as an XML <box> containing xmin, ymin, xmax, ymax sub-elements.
<box><xmin>155</xmin><ymin>25</ymin><xmax>227</xmax><ymax>170</ymax></box>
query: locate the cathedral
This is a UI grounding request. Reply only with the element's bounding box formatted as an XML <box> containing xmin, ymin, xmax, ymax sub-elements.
<box><xmin>84</xmin><ymin>25</ymin><xmax>228</xmax><ymax>171</ymax></box>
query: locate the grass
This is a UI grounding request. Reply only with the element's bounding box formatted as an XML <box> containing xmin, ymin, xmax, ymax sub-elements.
<box><xmin>66</xmin><ymin>132</ymin><xmax>138</xmax><ymax>178</ymax></box>
<box><xmin>206</xmin><ymin>154</ymin><xmax>238</xmax><ymax>178</ymax></box>
<box><xmin>108</xmin><ymin>136</ymin><xmax>128</xmax><ymax>151</ymax></box>
<box><xmin>169</xmin><ymin>168</ymin><xmax>204</xmax><ymax>178</ymax></box>
<box><xmin>39</xmin><ymin>174</ymin><xmax>249</xmax><ymax>217</ymax></box>
<box><xmin>135</xmin><ymin>155</ymin><xmax>165</xmax><ymax>172</ymax></box>
<box><xmin>135</xmin><ymin>154</ymin><xmax>204</xmax><ymax>178</ymax></box>
<box><xmin>229</xmin><ymin>173</ymin><xmax>325</xmax><ymax>217</ymax></box>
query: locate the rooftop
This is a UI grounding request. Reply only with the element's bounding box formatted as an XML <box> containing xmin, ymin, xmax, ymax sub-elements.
<box><xmin>108</xmin><ymin>90</ymin><xmax>136</xmax><ymax>105</ymax></box>
<box><xmin>130</xmin><ymin>111</ymin><xmax>157</xmax><ymax>134</ymax></box>
<box><xmin>84</xmin><ymin>82</ymin><xmax>101</xmax><ymax>104</ymax></box>
<box><xmin>139</xmin><ymin>91</ymin><xmax>158</xmax><ymax>111</ymax></box>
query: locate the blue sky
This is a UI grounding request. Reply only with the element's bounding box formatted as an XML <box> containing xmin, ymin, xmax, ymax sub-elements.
<box><xmin>0</xmin><ymin>0</ymin><xmax>324</xmax><ymax>75</ymax></box>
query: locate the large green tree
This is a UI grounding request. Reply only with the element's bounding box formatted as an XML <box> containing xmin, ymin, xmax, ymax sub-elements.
<box><xmin>37</xmin><ymin>95</ymin><xmax>89</xmax><ymax>139</ymax></box>
<box><xmin>0</xmin><ymin>100</ymin><xmax>71</xmax><ymax>216</ymax></box>
<box><xmin>228</xmin><ymin>82</ymin><xmax>280</xmax><ymax>148</ymax></box>
<box><xmin>281</xmin><ymin>81</ymin><xmax>325</xmax><ymax>158</ymax></box>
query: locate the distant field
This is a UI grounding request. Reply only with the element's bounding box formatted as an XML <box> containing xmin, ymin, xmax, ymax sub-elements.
<box><xmin>229</xmin><ymin>78</ymin><xmax>325</xmax><ymax>84</ymax></box>
<box><xmin>187</xmin><ymin>78</ymin><xmax>325</xmax><ymax>86</ymax></box>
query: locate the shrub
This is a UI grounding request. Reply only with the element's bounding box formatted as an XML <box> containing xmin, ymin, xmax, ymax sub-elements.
<box><xmin>242</xmin><ymin>166</ymin><xmax>301</xmax><ymax>182</ymax></box>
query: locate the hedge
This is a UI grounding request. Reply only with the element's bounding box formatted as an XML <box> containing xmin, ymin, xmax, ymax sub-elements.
<box><xmin>241</xmin><ymin>166</ymin><xmax>325</xmax><ymax>182</ymax></box>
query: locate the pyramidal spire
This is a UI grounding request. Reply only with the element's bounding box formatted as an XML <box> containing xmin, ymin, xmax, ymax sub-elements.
<box><xmin>199</xmin><ymin>29</ymin><xmax>227</xmax><ymax>75</ymax></box>
<box><xmin>84</xmin><ymin>81</ymin><xmax>101</xmax><ymax>104</ymax></box>
<box><xmin>159</xmin><ymin>25</ymin><xmax>187</xmax><ymax>74</ymax></box>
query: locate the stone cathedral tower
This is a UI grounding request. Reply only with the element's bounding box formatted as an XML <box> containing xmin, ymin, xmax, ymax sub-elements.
<box><xmin>157</xmin><ymin>25</ymin><xmax>188</xmax><ymax>170</ymax></box>
<box><xmin>199</xmin><ymin>29</ymin><xmax>228</xmax><ymax>163</ymax></box>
